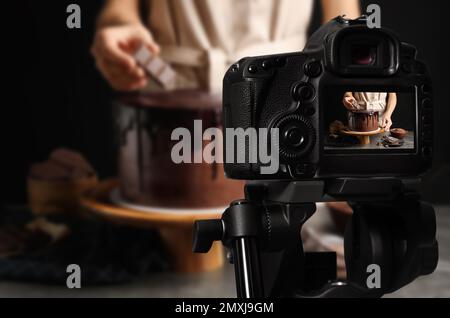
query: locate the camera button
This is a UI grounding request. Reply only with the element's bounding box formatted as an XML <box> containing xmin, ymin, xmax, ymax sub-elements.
<box><xmin>422</xmin><ymin>114</ymin><xmax>433</xmax><ymax>125</ymax></box>
<box><xmin>422</xmin><ymin>108</ymin><xmax>433</xmax><ymax>120</ymax></box>
<box><xmin>304</xmin><ymin>61</ymin><xmax>322</xmax><ymax>78</ymax></box>
<box><xmin>422</xmin><ymin>108</ymin><xmax>432</xmax><ymax>117</ymax></box>
<box><xmin>275</xmin><ymin>57</ymin><xmax>287</xmax><ymax>67</ymax></box>
<box><xmin>262</xmin><ymin>60</ymin><xmax>272</xmax><ymax>70</ymax></box>
<box><xmin>302</xmin><ymin>106</ymin><xmax>316</xmax><ymax>117</ymax></box>
<box><xmin>292</xmin><ymin>83</ymin><xmax>315</xmax><ymax>102</ymax></box>
<box><xmin>292</xmin><ymin>163</ymin><xmax>315</xmax><ymax>177</ymax></box>
<box><xmin>295</xmin><ymin>164</ymin><xmax>308</xmax><ymax>175</ymax></box>
<box><xmin>285</xmin><ymin>128</ymin><xmax>306</xmax><ymax>147</ymax></box>
<box><xmin>422</xmin><ymin>85</ymin><xmax>432</xmax><ymax>95</ymax></box>
<box><xmin>248</xmin><ymin>65</ymin><xmax>258</xmax><ymax>74</ymax></box>
<box><xmin>422</xmin><ymin>130</ymin><xmax>433</xmax><ymax>142</ymax></box>
<box><xmin>422</xmin><ymin>98</ymin><xmax>432</xmax><ymax>109</ymax></box>
<box><xmin>422</xmin><ymin>114</ymin><xmax>432</xmax><ymax>123</ymax></box>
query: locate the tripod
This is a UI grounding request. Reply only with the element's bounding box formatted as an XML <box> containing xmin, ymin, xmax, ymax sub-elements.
<box><xmin>193</xmin><ymin>178</ymin><xmax>438</xmax><ymax>298</ymax></box>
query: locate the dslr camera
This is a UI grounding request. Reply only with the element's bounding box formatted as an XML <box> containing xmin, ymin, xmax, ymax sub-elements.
<box><xmin>194</xmin><ymin>16</ymin><xmax>438</xmax><ymax>298</ymax></box>
<box><xmin>223</xmin><ymin>16</ymin><xmax>433</xmax><ymax>180</ymax></box>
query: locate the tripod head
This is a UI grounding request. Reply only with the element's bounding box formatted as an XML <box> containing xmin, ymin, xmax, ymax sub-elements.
<box><xmin>193</xmin><ymin>178</ymin><xmax>438</xmax><ymax>298</ymax></box>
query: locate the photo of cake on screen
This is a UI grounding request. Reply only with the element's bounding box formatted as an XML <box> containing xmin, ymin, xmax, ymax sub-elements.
<box><xmin>324</xmin><ymin>87</ymin><xmax>416</xmax><ymax>153</ymax></box>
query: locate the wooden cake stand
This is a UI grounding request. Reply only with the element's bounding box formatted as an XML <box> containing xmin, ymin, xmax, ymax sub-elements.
<box><xmin>80</xmin><ymin>179</ymin><xmax>226</xmax><ymax>273</ymax></box>
<box><xmin>340</xmin><ymin>127</ymin><xmax>385</xmax><ymax>145</ymax></box>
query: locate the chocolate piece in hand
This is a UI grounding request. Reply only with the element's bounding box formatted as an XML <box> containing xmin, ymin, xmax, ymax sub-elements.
<box><xmin>351</xmin><ymin>99</ymin><xmax>360</xmax><ymax>110</ymax></box>
<box><xmin>134</xmin><ymin>45</ymin><xmax>176</xmax><ymax>90</ymax></box>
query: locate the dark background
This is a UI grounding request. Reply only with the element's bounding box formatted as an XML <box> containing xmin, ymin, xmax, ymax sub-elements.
<box><xmin>2</xmin><ymin>0</ymin><xmax>449</xmax><ymax>204</ymax></box>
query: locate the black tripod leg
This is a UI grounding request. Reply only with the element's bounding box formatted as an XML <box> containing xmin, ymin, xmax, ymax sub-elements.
<box><xmin>233</xmin><ymin>237</ymin><xmax>264</xmax><ymax>298</ymax></box>
<box><xmin>193</xmin><ymin>200</ymin><xmax>265</xmax><ymax>298</ymax></box>
<box><xmin>219</xmin><ymin>200</ymin><xmax>266</xmax><ymax>298</ymax></box>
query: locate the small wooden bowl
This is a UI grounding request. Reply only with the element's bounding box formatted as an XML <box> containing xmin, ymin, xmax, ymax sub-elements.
<box><xmin>390</xmin><ymin>128</ymin><xmax>407</xmax><ymax>139</ymax></box>
<box><xmin>28</xmin><ymin>175</ymin><xmax>98</xmax><ymax>215</ymax></box>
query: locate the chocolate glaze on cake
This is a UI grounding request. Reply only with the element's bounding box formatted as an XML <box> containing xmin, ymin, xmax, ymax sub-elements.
<box><xmin>347</xmin><ymin>111</ymin><xmax>379</xmax><ymax>132</ymax></box>
<box><xmin>114</xmin><ymin>90</ymin><xmax>244</xmax><ymax>208</ymax></box>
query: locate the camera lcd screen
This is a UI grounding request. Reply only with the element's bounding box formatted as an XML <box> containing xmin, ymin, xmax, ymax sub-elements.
<box><xmin>323</xmin><ymin>87</ymin><xmax>416</xmax><ymax>153</ymax></box>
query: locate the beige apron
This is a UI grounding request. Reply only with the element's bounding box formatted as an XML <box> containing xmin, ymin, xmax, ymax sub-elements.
<box><xmin>353</xmin><ymin>92</ymin><xmax>388</xmax><ymax>112</ymax></box>
<box><xmin>145</xmin><ymin>0</ymin><xmax>314</xmax><ymax>93</ymax></box>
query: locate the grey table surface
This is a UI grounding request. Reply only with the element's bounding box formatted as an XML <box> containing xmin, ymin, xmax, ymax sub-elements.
<box><xmin>0</xmin><ymin>205</ymin><xmax>448</xmax><ymax>298</ymax></box>
<box><xmin>326</xmin><ymin>130</ymin><xmax>415</xmax><ymax>151</ymax></box>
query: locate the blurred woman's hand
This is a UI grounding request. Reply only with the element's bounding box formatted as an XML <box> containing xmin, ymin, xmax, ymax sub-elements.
<box><xmin>381</xmin><ymin>115</ymin><xmax>393</xmax><ymax>131</ymax></box>
<box><xmin>343</xmin><ymin>96</ymin><xmax>357</xmax><ymax>110</ymax></box>
<box><xmin>91</xmin><ymin>23</ymin><xmax>160</xmax><ymax>91</ymax></box>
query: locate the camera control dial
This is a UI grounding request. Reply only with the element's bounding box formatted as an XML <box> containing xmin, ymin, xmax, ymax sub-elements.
<box><xmin>275</xmin><ymin>114</ymin><xmax>316</xmax><ymax>159</ymax></box>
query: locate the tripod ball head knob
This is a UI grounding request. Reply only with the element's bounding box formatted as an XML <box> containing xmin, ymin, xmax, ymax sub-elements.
<box><xmin>192</xmin><ymin>219</ymin><xmax>224</xmax><ymax>253</ymax></box>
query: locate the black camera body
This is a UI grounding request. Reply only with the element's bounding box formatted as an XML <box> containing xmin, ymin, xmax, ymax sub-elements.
<box><xmin>223</xmin><ymin>16</ymin><xmax>433</xmax><ymax>180</ymax></box>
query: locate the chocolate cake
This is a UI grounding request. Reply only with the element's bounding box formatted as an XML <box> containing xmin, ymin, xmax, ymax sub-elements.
<box><xmin>347</xmin><ymin>111</ymin><xmax>379</xmax><ymax>132</ymax></box>
<box><xmin>114</xmin><ymin>90</ymin><xmax>244</xmax><ymax>208</ymax></box>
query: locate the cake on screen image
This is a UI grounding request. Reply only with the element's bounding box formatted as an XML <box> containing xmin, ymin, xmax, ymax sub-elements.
<box><xmin>324</xmin><ymin>88</ymin><xmax>416</xmax><ymax>151</ymax></box>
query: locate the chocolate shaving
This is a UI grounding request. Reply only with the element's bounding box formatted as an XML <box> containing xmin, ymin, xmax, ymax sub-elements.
<box><xmin>381</xmin><ymin>135</ymin><xmax>404</xmax><ymax>147</ymax></box>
